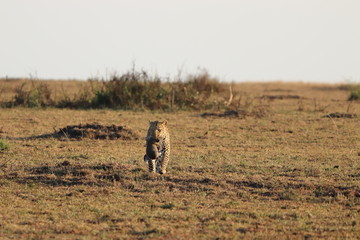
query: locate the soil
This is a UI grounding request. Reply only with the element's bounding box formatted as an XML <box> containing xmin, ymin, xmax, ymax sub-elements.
<box><xmin>55</xmin><ymin>123</ymin><xmax>139</xmax><ymax>140</ymax></box>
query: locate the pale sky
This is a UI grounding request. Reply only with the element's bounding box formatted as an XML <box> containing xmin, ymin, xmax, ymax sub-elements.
<box><xmin>1</xmin><ymin>0</ymin><xmax>359</xmax><ymax>82</ymax></box>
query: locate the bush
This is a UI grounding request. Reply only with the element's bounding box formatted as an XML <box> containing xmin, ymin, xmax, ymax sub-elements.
<box><xmin>90</xmin><ymin>71</ymin><xmax>165</xmax><ymax>110</ymax></box>
<box><xmin>87</xmin><ymin>69</ymin><xmax>227</xmax><ymax>110</ymax></box>
<box><xmin>169</xmin><ymin>71</ymin><xmax>225</xmax><ymax>110</ymax></box>
<box><xmin>56</xmin><ymin>84</ymin><xmax>94</xmax><ymax>108</ymax></box>
<box><xmin>13</xmin><ymin>81</ymin><xmax>53</xmax><ymax>107</ymax></box>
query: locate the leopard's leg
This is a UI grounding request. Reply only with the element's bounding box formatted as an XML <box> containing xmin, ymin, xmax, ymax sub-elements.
<box><xmin>155</xmin><ymin>147</ymin><xmax>163</xmax><ymax>174</ymax></box>
<box><xmin>158</xmin><ymin>147</ymin><xmax>170</xmax><ymax>174</ymax></box>
<box><xmin>145</xmin><ymin>155</ymin><xmax>156</xmax><ymax>173</ymax></box>
<box><xmin>156</xmin><ymin>156</ymin><xmax>162</xmax><ymax>174</ymax></box>
<box><xmin>161</xmin><ymin>150</ymin><xmax>170</xmax><ymax>174</ymax></box>
<box><xmin>148</xmin><ymin>159</ymin><xmax>156</xmax><ymax>173</ymax></box>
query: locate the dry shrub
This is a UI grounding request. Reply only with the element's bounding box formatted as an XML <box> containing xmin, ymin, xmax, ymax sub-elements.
<box><xmin>56</xmin><ymin>83</ymin><xmax>94</xmax><ymax>108</ymax></box>
<box><xmin>90</xmin><ymin>71</ymin><xmax>165</xmax><ymax>110</ymax></box>
<box><xmin>170</xmin><ymin>71</ymin><xmax>226</xmax><ymax>110</ymax></box>
<box><xmin>13</xmin><ymin>81</ymin><xmax>53</xmax><ymax>107</ymax></box>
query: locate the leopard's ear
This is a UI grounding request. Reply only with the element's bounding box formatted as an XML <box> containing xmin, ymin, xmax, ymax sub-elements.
<box><xmin>162</xmin><ymin>120</ymin><xmax>168</xmax><ymax>126</ymax></box>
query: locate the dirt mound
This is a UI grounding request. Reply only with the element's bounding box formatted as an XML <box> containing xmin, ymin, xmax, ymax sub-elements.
<box><xmin>201</xmin><ymin>108</ymin><xmax>270</xmax><ymax>119</ymax></box>
<box><xmin>261</xmin><ymin>95</ymin><xmax>301</xmax><ymax>100</ymax></box>
<box><xmin>56</xmin><ymin>123</ymin><xmax>139</xmax><ymax>140</ymax></box>
<box><xmin>323</xmin><ymin>113</ymin><xmax>357</xmax><ymax>119</ymax></box>
<box><xmin>201</xmin><ymin>110</ymin><xmax>246</xmax><ymax>118</ymax></box>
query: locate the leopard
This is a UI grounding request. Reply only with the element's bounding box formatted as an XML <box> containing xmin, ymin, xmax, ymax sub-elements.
<box><xmin>143</xmin><ymin>120</ymin><xmax>170</xmax><ymax>174</ymax></box>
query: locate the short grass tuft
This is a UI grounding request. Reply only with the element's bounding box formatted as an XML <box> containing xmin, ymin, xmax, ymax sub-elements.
<box><xmin>0</xmin><ymin>139</ymin><xmax>10</xmax><ymax>152</ymax></box>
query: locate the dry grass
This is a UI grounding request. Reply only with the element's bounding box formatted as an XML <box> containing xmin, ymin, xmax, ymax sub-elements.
<box><xmin>0</xmin><ymin>82</ymin><xmax>359</xmax><ymax>239</ymax></box>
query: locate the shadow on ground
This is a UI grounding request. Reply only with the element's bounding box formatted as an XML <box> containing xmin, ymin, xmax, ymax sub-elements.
<box><xmin>3</xmin><ymin>161</ymin><xmax>359</xmax><ymax>204</ymax></box>
<box><xmin>5</xmin><ymin>161</ymin><xmax>132</xmax><ymax>187</ymax></box>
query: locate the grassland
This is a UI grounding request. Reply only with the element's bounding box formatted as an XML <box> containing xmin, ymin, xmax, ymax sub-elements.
<box><xmin>0</xmin><ymin>80</ymin><xmax>359</xmax><ymax>239</ymax></box>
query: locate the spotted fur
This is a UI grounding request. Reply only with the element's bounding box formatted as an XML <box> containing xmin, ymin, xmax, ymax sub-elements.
<box><xmin>144</xmin><ymin>120</ymin><xmax>170</xmax><ymax>174</ymax></box>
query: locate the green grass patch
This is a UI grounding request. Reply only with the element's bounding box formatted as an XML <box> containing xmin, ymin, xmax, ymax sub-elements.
<box><xmin>344</xmin><ymin>84</ymin><xmax>360</xmax><ymax>100</ymax></box>
<box><xmin>0</xmin><ymin>139</ymin><xmax>10</xmax><ymax>152</ymax></box>
<box><xmin>349</xmin><ymin>89</ymin><xmax>360</xmax><ymax>100</ymax></box>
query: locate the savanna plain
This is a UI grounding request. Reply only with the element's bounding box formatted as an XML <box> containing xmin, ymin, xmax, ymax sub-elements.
<box><xmin>0</xmin><ymin>79</ymin><xmax>359</xmax><ymax>239</ymax></box>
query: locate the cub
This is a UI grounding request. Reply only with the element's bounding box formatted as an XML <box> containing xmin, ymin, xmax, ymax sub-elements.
<box><xmin>145</xmin><ymin>138</ymin><xmax>161</xmax><ymax>160</ymax></box>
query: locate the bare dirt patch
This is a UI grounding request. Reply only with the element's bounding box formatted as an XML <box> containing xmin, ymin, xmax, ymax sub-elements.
<box><xmin>56</xmin><ymin>123</ymin><xmax>139</xmax><ymax>140</ymax></box>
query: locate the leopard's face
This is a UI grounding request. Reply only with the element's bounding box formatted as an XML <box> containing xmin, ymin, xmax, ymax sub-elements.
<box><xmin>147</xmin><ymin>120</ymin><xmax>168</xmax><ymax>142</ymax></box>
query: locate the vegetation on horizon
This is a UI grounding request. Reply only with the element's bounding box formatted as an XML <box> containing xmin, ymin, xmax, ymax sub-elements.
<box><xmin>1</xmin><ymin>70</ymin><xmax>359</xmax><ymax>111</ymax></box>
<box><xmin>1</xmin><ymin>70</ymin><xmax>236</xmax><ymax>111</ymax></box>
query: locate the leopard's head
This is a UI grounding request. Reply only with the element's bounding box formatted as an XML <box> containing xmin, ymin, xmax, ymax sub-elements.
<box><xmin>147</xmin><ymin>120</ymin><xmax>168</xmax><ymax>142</ymax></box>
